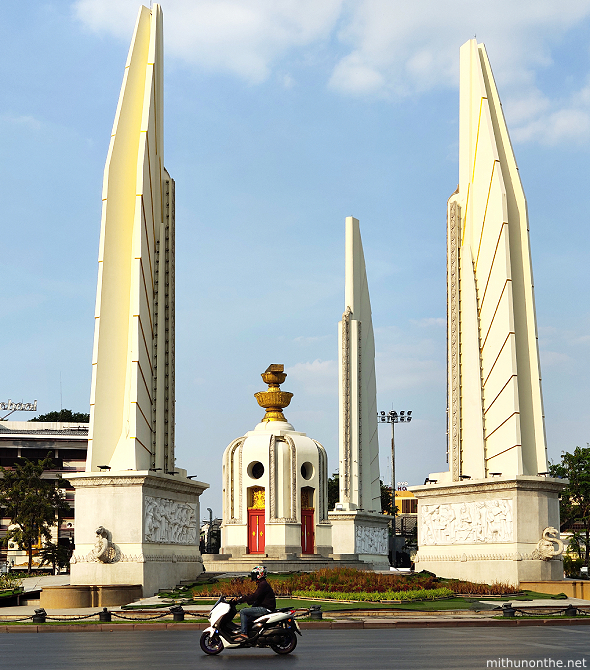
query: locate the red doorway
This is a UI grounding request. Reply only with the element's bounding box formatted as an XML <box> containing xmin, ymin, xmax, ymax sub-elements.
<box><xmin>248</xmin><ymin>509</ymin><xmax>265</xmax><ymax>554</ymax></box>
<box><xmin>301</xmin><ymin>509</ymin><xmax>315</xmax><ymax>554</ymax></box>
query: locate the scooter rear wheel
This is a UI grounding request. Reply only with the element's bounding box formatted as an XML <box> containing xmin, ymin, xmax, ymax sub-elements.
<box><xmin>200</xmin><ymin>631</ymin><xmax>223</xmax><ymax>655</ymax></box>
<box><xmin>270</xmin><ymin>631</ymin><xmax>297</xmax><ymax>655</ymax></box>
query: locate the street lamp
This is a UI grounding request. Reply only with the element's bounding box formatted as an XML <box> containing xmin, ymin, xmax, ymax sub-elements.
<box><xmin>378</xmin><ymin>410</ymin><xmax>413</xmax><ymax>566</ymax></box>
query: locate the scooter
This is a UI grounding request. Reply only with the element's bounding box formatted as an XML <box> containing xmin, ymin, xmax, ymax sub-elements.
<box><xmin>200</xmin><ymin>596</ymin><xmax>306</xmax><ymax>655</ymax></box>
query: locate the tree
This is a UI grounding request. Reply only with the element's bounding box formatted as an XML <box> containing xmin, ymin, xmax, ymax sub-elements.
<box><xmin>29</xmin><ymin>409</ymin><xmax>89</xmax><ymax>422</ymax></box>
<box><xmin>549</xmin><ymin>445</ymin><xmax>590</xmax><ymax>568</ymax></box>
<box><xmin>39</xmin><ymin>541</ymin><xmax>73</xmax><ymax>574</ymax></box>
<box><xmin>327</xmin><ymin>471</ymin><xmax>397</xmax><ymax>515</ymax></box>
<box><xmin>328</xmin><ymin>472</ymin><xmax>339</xmax><ymax>511</ymax></box>
<box><xmin>0</xmin><ymin>457</ymin><xmax>70</xmax><ymax>573</ymax></box>
<box><xmin>381</xmin><ymin>481</ymin><xmax>396</xmax><ymax>516</ymax></box>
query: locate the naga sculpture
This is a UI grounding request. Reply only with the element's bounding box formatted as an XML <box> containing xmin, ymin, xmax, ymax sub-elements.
<box><xmin>91</xmin><ymin>526</ymin><xmax>118</xmax><ymax>563</ymax></box>
<box><xmin>533</xmin><ymin>527</ymin><xmax>564</xmax><ymax>560</ymax></box>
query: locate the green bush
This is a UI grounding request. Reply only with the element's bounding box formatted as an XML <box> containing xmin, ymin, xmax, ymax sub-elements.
<box><xmin>563</xmin><ymin>555</ymin><xmax>584</xmax><ymax>578</ymax></box>
<box><xmin>291</xmin><ymin>587</ymin><xmax>454</xmax><ymax>602</ymax></box>
<box><xmin>0</xmin><ymin>573</ymin><xmax>23</xmax><ymax>593</ymax></box>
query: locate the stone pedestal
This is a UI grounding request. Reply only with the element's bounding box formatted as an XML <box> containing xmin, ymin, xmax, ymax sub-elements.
<box><xmin>69</xmin><ymin>471</ymin><xmax>208</xmax><ymax>597</ymax></box>
<box><xmin>411</xmin><ymin>476</ymin><xmax>566</xmax><ymax>585</ymax></box>
<box><xmin>328</xmin><ymin>510</ymin><xmax>390</xmax><ymax>569</ymax></box>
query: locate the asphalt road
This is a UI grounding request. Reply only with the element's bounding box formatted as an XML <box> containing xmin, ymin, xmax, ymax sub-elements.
<box><xmin>0</xmin><ymin>628</ymin><xmax>588</xmax><ymax>669</ymax></box>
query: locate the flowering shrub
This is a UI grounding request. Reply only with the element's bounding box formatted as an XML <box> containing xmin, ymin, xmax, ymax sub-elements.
<box><xmin>445</xmin><ymin>580</ymin><xmax>520</xmax><ymax>595</ymax></box>
<box><xmin>281</xmin><ymin>568</ymin><xmax>439</xmax><ymax>594</ymax></box>
<box><xmin>189</xmin><ymin>568</ymin><xmax>520</xmax><ymax>599</ymax></box>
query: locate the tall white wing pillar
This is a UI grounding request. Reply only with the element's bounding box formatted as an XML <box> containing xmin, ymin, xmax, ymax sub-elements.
<box><xmin>87</xmin><ymin>4</ymin><xmax>175</xmax><ymax>473</ymax></box>
<box><xmin>69</xmin><ymin>5</ymin><xmax>208</xmax><ymax>598</ymax></box>
<box><xmin>338</xmin><ymin>217</ymin><xmax>381</xmax><ymax>512</ymax></box>
<box><xmin>412</xmin><ymin>40</ymin><xmax>563</xmax><ymax>586</ymax></box>
<box><xmin>447</xmin><ymin>40</ymin><xmax>548</xmax><ymax>481</ymax></box>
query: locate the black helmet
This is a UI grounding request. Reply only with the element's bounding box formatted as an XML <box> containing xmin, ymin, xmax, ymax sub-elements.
<box><xmin>250</xmin><ymin>565</ymin><xmax>267</xmax><ymax>581</ymax></box>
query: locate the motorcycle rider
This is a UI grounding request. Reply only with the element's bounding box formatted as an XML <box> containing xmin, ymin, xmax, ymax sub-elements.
<box><xmin>234</xmin><ymin>565</ymin><xmax>276</xmax><ymax>640</ymax></box>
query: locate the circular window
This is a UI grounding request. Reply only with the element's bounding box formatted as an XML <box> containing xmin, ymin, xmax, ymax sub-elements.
<box><xmin>248</xmin><ymin>461</ymin><xmax>265</xmax><ymax>479</ymax></box>
<box><xmin>300</xmin><ymin>462</ymin><xmax>314</xmax><ymax>480</ymax></box>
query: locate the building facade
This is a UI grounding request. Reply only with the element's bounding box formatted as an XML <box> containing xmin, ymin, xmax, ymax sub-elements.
<box><xmin>0</xmin><ymin>421</ymin><xmax>88</xmax><ymax>568</ymax></box>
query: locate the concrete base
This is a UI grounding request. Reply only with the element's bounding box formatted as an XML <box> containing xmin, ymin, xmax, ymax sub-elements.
<box><xmin>328</xmin><ymin>510</ymin><xmax>390</xmax><ymax>569</ymax></box>
<box><xmin>40</xmin><ymin>584</ymin><xmax>142</xmax><ymax>608</ymax></box>
<box><xmin>202</xmin><ymin>554</ymin><xmax>374</xmax><ymax>574</ymax></box>
<box><xmin>411</xmin><ymin>476</ymin><xmax>566</xmax><ymax>585</ymax></box>
<box><xmin>69</xmin><ymin>471</ymin><xmax>208</xmax><ymax>597</ymax></box>
<box><xmin>520</xmin><ymin>580</ymin><xmax>590</xmax><ymax>599</ymax></box>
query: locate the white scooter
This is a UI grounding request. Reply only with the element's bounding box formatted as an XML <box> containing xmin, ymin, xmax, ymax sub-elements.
<box><xmin>200</xmin><ymin>596</ymin><xmax>306</xmax><ymax>655</ymax></box>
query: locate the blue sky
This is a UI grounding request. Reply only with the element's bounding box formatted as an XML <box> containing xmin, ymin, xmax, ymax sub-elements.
<box><xmin>1</xmin><ymin>1</ymin><xmax>589</xmax><ymax>516</ymax></box>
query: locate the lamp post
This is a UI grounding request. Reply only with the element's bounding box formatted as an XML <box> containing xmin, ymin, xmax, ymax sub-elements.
<box><xmin>378</xmin><ymin>410</ymin><xmax>412</xmax><ymax>566</ymax></box>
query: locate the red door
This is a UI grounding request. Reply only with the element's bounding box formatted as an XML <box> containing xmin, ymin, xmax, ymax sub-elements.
<box><xmin>248</xmin><ymin>509</ymin><xmax>265</xmax><ymax>554</ymax></box>
<box><xmin>301</xmin><ymin>509</ymin><xmax>315</xmax><ymax>554</ymax></box>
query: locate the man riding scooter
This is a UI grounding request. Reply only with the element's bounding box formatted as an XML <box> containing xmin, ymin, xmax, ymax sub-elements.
<box><xmin>234</xmin><ymin>565</ymin><xmax>276</xmax><ymax>641</ymax></box>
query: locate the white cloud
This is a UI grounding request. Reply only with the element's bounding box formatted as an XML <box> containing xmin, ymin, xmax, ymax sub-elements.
<box><xmin>540</xmin><ymin>351</ymin><xmax>574</xmax><ymax>367</ymax></box>
<box><xmin>329</xmin><ymin>0</ymin><xmax>590</xmax><ymax>144</ymax></box>
<box><xmin>1</xmin><ymin>114</ymin><xmax>42</xmax><ymax>130</ymax></box>
<box><xmin>513</xmin><ymin>102</ymin><xmax>590</xmax><ymax>145</ymax></box>
<box><xmin>73</xmin><ymin>0</ymin><xmax>590</xmax><ymax>144</ymax></box>
<box><xmin>374</xmin><ymin>325</ymin><xmax>446</xmax><ymax>393</ymax></box>
<box><xmin>286</xmin><ymin>359</ymin><xmax>337</xmax><ymax>396</ymax></box>
<box><xmin>411</xmin><ymin>317</ymin><xmax>446</xmax><ymax>329</ymax></box>
<box><xmin>73</xmin><ymin>0</ymin><xmax>344</xmax><ymax>83</ymax></box>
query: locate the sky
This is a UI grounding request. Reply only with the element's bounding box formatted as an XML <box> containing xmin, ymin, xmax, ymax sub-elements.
<box><xmin>1</xmin><ymin>1</ymin><xmax>589</xmax><ymax>518</ymax></box>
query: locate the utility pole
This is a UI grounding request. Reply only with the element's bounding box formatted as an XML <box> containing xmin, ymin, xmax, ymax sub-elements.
<box><xmin>378</xmin><ymin>410</ymin><xmax>412</xmax><ymax>566</ymax></box>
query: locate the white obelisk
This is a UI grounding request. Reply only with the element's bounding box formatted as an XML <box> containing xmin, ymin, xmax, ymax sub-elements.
<box><xmin>413</xmin><ymin>41</ymin><xmax>564</xmax><ymax>585</ymax></box>
<box><xmin>329</xmin><ymin>217</ymin><xmax>389</xmax><ymax>567</ymax></box>
<box><xmin>69</xmin><ymin>5</ymin><xmax>208</xmax><ymax>598</ymax></box>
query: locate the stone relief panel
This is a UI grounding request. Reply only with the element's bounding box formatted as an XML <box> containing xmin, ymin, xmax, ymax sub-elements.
<box><xmin>420</xmin><ymin>499</ymin><xmax>513</xmax><ymax>546</ymax></box>
<box><xmin>144</xmin><ymin>496</ymin><xmax>197</xmax><ymax>544</ymax></box>
<box><xmin>355</xmin><ymin>525</ymin><xmax>388</xmax><ymax>555</ymax></box>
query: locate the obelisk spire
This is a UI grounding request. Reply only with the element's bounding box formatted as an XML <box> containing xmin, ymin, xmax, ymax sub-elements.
<box><xmin>338</xmin><ymin>216</ymin><xmax>380</xmax><ymax>512</ymax></box>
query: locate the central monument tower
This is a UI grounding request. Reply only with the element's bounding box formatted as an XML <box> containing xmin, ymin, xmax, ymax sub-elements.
<box><xmin>217</xmin><ymin>365</ymin><xmax>333</xmax><ymax>569</ymax></box>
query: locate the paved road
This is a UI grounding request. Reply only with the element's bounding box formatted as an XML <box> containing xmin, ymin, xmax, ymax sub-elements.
<box><xmin>1</xmin><ymin>628</ymin><xmax>589</xmax><ymax>669</ymax></box>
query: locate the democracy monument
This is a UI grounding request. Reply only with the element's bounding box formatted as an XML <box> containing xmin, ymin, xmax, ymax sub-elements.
<box><xmin>39</xmin><ymin>6</ymin><xmax>569</xmax><ymax>604</ymax></box>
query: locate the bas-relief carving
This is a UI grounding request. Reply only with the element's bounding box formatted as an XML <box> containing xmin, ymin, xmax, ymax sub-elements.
<box><xmin>144</xmin><ymin>496</ymin><xmax>197</xmax><ymax>544</ymax></box>
<box><xmin>284</xmin><ymin>436</ymin><xmax>298</xmax><ymax>523</ymax></box>
<box><xmin>420</xmin><ymin>499</ymin><xmax>513</xmax><ymax>545</ymax></box>
<box><xmin>355</xmin><ymin>525</ymin><xmax>388</xmax><ymax>555</ymax></box>
<box><xmin>71</xmin><ymin>552</ymin><xmax>203</xmax><ymax>564</ymax></box>
<box><xmin>357</xmin><ymin>320</ymin><xmax>362</xmax><ymax>507</ymax></box>
<box><xmin>225</xmin><ymin>438</ymin><xmax>245</xmax><ymax>525</ymax></box>
<box><xmin>448</xmin><ymin>200</ymin><xmax>461</xmax><ymax>481</ymax></box>
<box><xmin>313</xmin><ymin>439</ymin><xmax>328</xmax><ymax>522</ymax></box>
<box><xmin>269</xmin><ymin>434</ymin><xmax>277</xmax><ymax>519</ymax></box>
<box><xmin>341</xmin><ymin>306</ymin><xmax>351</xmax><ymax>502</ymax></box>
<box><xmin>269</xmin><ymin>434</ymin><xmax>297</xmax><ymax>523</ymax></box>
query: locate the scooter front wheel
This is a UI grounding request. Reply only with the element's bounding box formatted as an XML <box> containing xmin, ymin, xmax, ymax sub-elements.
<box><xmin>270</xmin><ymin>631</ymin><xmax>297</xmax><ymax>655</ymax></box>
<box><xmin>200</xmin><ymin>631</ymin><xmax>224</xmax><ymax>655</ymax></box>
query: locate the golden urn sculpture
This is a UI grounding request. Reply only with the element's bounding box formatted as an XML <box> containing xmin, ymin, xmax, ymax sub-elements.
<box><xmin>254</xmin><ymin>364</ymin><xmax>293</xmax><ymax>422</ymax></box>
